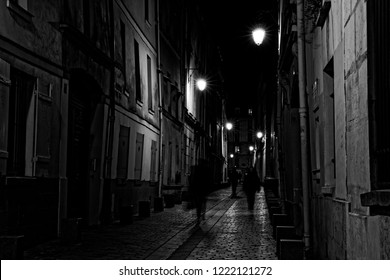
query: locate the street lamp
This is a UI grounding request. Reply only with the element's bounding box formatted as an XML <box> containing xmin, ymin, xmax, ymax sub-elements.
<box><xmin>230</xmin><ymin>153</ymin><xmax>234</xmax><ymax>158</ymax></box>
<box><xmin>226</xmin><ymin>122</ymin><xmax>233</xmax><ymax>130</ymax></box>
<box><xmin>252</xmin><ymin>28</ymin><xmax>265</xmax><ymax>46</ymax></box>
<box><xmin>249</xmin><ymin>145</ymin><xmax>254</xmax><ymax>152</ymax></box>
<box><xmin>196</xmin><ymin>79</ymin><xmax>207</xmax><ymax>91</ymax></box>
<box><xmin>256</xmin><ymin>131</ymin><xmax>264</xmax><ymax>139</ymax></box>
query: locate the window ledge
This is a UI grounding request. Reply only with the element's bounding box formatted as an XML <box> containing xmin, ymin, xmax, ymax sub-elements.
<box><xmin>136</xmin><ymin>99</ymin><xmax>143</xmax><ymax>107</ymax></box>
<box><xmin>361</xmin><ymin>190</ymin><xmax>390</xmax><ymax>207</ymax></box>
<box><xmin>7</xmin><ymin>0</ymin><xmax>33</xmax><ymax>23</ymax></box>
<box><xmin>0</xmin><ymin>150</ymin><xmax>8</xmax><ymax>159</ymax></box>
<box><xmin>321</xmin><ymin>185</ymin><xmax>335</xmax><ymax>196</ymax></box>
<box><xmin>0</xmin><ymin>75</ymin><xmax>12</xmax><ymax>86</ymax></box>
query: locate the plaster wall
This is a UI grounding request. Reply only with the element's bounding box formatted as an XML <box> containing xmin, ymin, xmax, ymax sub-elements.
<box><xmin>343</xmin><ymin>0</ymin><xmax>370</xmax><ymax>215</ymax></box>
<box><xmin>0</xmin><ymin>0</ymin><xmax>62</xmax><ymax>65</ymax></box>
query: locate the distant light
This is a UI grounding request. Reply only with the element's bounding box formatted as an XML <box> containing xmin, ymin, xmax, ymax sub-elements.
<box><xmin>249</xmin><ymin>146</ymin><xmax>254</xmax><ymax>151</ymax></box>
<box><xmin>226</xmin><ymin>122</ymin><xmax>233</xmax><ymax>130</ymax></box>
<box><xmin>196</xmin><ymin>79</ymin><xmax>207</xmax><ymax>91</ymax></box>
<box><xmin>230</xmin><ymin>154</ymin><xmax>234</xmax><ymax>158</ymax></box>
<box><xmin>256</xmin><ymin>131</ymin><xmax>264</xmax><ymax>139</ymax></box>
<box><xmin>252</xmin><ymin>28</ymin><xmax>265</xmax><ymax>46</ymax></box>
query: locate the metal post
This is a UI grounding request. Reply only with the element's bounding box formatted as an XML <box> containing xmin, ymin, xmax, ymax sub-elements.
<box><xmin>296</xmin><ymin>0</ymin><xmax>311</xmax><ymax>258</ymax></box>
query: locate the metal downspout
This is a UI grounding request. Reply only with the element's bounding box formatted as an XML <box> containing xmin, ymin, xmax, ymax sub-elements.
<box><xmin>156</xmin><ymin>0</ymin><xmax>163</xmax><ymax>198</ymax></box>
<box><xmin>296</xmin><ymin>0</ymin><xmax>311</xmax><ymax>258</ymax></box>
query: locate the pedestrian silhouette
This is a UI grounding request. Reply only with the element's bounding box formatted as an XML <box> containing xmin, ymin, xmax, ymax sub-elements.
<box><xmin>243</xmin><ymin>167</ymin><xmax>260</xmax><ymax>210</ymax></box>
<box><xmin>229</xmin><ymin>169</ymin><xmax>239</xmax><ymax>198</ymax></box>
<box><xmin>189</xmin><ymin>159</ymin><xmax>210</xmax><ymax>221</ymax></box>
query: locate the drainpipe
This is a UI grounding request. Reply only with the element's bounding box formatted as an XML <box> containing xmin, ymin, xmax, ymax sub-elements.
<box><xmin>276</xmin><ymin>78</ymin><xmax>284</xmax><ymax>211</ymax></box>
<box><xmin>296</xmin><ymin>0</ymin><xmax>311</xmax><ymax>258</ymax></box>
<box><xmin>101</xmin><ymin>0</ymin><xmax>116</xmax><ymax>224</ymax></box>
<box><xmin>156</xmin><ymin>0</ymin><xmax>163</xmax><ymax>198</ymax></box>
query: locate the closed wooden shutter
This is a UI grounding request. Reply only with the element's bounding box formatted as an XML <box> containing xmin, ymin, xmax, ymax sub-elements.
<box><xmin>134</xmin><ymin>133</ymin><xmax>144</xmax><ymax>180</ymax></box>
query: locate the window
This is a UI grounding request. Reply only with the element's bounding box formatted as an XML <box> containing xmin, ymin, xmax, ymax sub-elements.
<box><xmin>120</xmin><ymin>20</ymin><xmax>126</xmax><ymax>72</ymax></box>
<box><xmin>7</xmin><ymin>68</ymin><xmax>35</xmax><ymax>176</ymax></box>
<box><xmin>134</xmin><ymin>39</ymin><xmax>142</xmax><ymax>102</ymax></box>
<box><xmin>147</xmin><ymin>55</ymin><xmax>153</xmax><ymax>110</ymax></box>
<box><xmin>168</xmin><ymin>142</ymin><xmax>172</xmax><ymax>183</ymax></box>
<box><xmin>248</xmin><ymin>108</ymin><xmax>253</xmax><ymax>116</ymax></box>
<box><xmin>171</xmin><ymin>87</ymin><xmax>177</xmax><ymax>117</ymax></box>
<box><xmin>368</xmin><ymin>0</ymin><xmax>390</xmax><ymax>190</ymax></box>
<box><xmin>117</xmin><ymin>126</ymin><xmax>130</xmax><ymax>179</ymax></box>
<box><xmin>10</xmin><ymin>0</ymin><xmax>27</xmax><ymax>10</ymax></box>
<box><xmin>144</xmin><ymin>0</ymin><xmax>150</xmax><ymax>23</ymax></box>
<box><xmin>134</xmin><ymin>133</ymin><xmax>144</xmax><ymax>180</ymax></box>
<box><xmin>176</xmin><ymin>144</ymin><xmax>180</xmax><ymax>166</ymax></box>
<box><xmin>323</xmin><ymin>58</ymin><xmax>335</xmax><ymax>183</ymax></box>
<box><xmin>150</xmin><ymin>140</ymin><xmax>157</xmax><ymax>181</ymax></box>
<box><xmin>83</xmin><ymin>0</ymin><xmax>90</xmax><ymax>37</ymax></box>
<box><xmin>361</xmin><ymin>0</ymin><xmax>390</xmax><ymax>215</ymax></box>
<box><xmin>7</xmin><ymin>0</ymin><xmax>32</xmax><ymax>22</ymax></box>
<box><xmin>184</xmin><ymin>136</ymin><xmax>188</xmax><ymax>173</ymax></box>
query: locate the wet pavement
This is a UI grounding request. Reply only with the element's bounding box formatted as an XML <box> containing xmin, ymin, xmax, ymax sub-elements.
<box><xmin>24</xmin><ymin>185</ymin><xmax>277</xmax><ymax>260</ymax></box>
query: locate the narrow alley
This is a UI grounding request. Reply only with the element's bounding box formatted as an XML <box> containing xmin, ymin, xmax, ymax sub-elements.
<box><xmin>24</xmin><ymin>185</ymin><xmax>277</xmax><ymax>260</ymax></box>
<box><xmin>2</xmin><ymin>0</ymin><xmax>390</xmax><ymax>264</ymax></box>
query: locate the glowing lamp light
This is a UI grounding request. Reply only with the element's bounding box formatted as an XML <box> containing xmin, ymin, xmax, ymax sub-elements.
<box><xmin>252</xmin><ymin>28</ymin><xmax>265</xmax><ymax>46</ymax></box>
<box><xmin>226</xmin><ymin>122</ymin><xmax>233</xmax><ymax>130</ymax></box>
<box><xmin>256</xmin><ymin>131</ymin><xmax>264</xmax><ymax>139</ymax></box>
<box><xmin>230</xmin><ymin>154</ymin><xmax>234</xmax><ymax>158</ymax></box>
<box><xmin>249</xmin><ymin>146</ymin><xmax>254</xmax><ymax>152</ymax></box>
<box><xmin>196</xmin><ymin>79</ymin><xmax>207</xmax><ymax>91</ymax></box>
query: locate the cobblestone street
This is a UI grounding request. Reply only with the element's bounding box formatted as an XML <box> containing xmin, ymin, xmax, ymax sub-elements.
<box><xmin>24</xmin><ymin>185</ymin><xmax>277</xmax><ymax>260</ymax></box>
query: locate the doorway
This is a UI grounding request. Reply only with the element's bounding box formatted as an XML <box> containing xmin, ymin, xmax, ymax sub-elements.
<box><xmin>67</xmin><ymin>70</ymin><xmax>100</xmax><ymax>221</ymax></box>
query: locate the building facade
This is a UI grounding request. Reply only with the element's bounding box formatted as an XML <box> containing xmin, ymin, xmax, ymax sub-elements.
<box><xmin>0</xmin><ymin>0</ymin><xmax>226</xmax><ymax>249</ymax></box>
<box><xmin>277</xmin><ymin>0</ymin><xmax>390</xmax><ymax>259</ymax></box>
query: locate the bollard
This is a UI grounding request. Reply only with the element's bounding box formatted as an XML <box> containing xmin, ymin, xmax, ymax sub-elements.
<box><xmin>276</xmin><ymin>226</ymin><xmax>299</xmax><ymax>257</ymax></box>
<box><xmin>272</xmin><ymin>213</ymin><xmax>292</xmax><ymax>237</ymax></box>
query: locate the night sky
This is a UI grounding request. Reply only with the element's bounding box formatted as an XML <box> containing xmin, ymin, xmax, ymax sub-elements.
<box><xmin>200</xmin><ymin>0</ymin><xmax>279</xmax><ymax>117</ymax></box>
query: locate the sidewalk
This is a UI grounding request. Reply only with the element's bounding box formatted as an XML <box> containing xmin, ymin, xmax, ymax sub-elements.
<box><xmin>24</xmin><ymin>185</ymin><xmax>277</xmax><ymax>260</ymax></box>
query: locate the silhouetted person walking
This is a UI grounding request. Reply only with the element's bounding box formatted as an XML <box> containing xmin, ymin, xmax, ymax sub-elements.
<box><xmin>243</xmin><ymin>167</ymin><xmax>260</xmax><ymax>210</ymax></box>
<box><xmin>189</xmin><ymin>159</ymin><xmax>210</xmax><ymax>221</ymax></box>
<box><xmin>229</xmin><ymin>169</ymin><xmax>239</xmax><ymax>198</ymax></box>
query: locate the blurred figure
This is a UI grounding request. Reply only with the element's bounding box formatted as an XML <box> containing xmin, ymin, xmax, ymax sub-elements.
<box><xmin>189</xmin><ymin>159</ymin><xmax>210</xmax><ymax>221</ymax></box>
<box><xmin>243</xmin><ymin>167</ymin><xmax>260</xmax><ymax>210</ymax></box>
<box><xmin>229</xmin><ymin>169</ymin><xmax>239</xmax><ymax>198</ymax></box>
